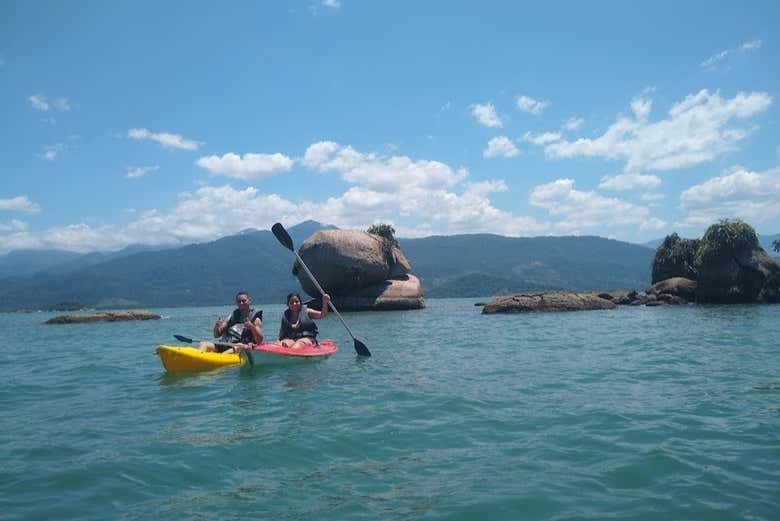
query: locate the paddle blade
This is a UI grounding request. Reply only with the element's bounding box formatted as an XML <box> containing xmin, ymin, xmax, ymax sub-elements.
<box><xmin>272</xmin><ymin>223</ymin><xmax>294</xmax><ymax>251</ymax></box>
<box><xmin>174</xmin><ymin>334</ymin><xmax>194</xmax><ymax>343</ymax></box>
<box><xmin>354</xmin><ymin>339</ymin><xmax>371</xmax><ymax>357</ymax></box>
<box><xmin>241</xmin><ymin>347</ymin><xmax>255</xmax><ymax>366</ymax></box>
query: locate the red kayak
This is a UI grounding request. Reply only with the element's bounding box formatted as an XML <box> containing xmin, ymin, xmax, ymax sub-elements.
<box><xmin>241</xmin><ymin>340</ymin><xmax>339</xmax><ymax>366</ymax></box>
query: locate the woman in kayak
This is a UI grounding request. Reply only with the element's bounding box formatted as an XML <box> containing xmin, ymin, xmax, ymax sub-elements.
<box><xmin>278</xmin><ymin>292</ymin><xmax>329</xmax><ymax>348</ymax></box>
<box><xmin>200</xmin><ymin>291</ymin><xmax>263</xmax><ymax>353</ymax></box>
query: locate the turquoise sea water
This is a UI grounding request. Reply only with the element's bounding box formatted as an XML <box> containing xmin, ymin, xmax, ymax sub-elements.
<box><xmin>2</xmin><ymin>299</ymin><xmax>779</xmax><ymax>520</ymax></box>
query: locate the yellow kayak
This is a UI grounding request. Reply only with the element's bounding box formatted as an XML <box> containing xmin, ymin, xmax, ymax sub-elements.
<box><xmin>155</xmin><ymin>345</ymin><xmax>242</xmax><ymax>372</ymax></box>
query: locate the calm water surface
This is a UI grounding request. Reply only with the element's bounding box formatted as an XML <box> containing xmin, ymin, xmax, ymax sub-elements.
<box><xmin>1</xmin><ymin>299</ymin><xmax>779</xmax><ymax>520</ymax></box>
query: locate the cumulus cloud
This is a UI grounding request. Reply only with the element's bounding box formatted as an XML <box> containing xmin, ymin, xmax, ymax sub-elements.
<box><xmin>302</xmin><ymin>141</ymin><xmax>467</xmax><ymax>191</ymax></box>
<box><xmin>0</xmin><ymin>196</ymin><xmax>40</xmax><ymax>213</ymax></box>
<box><xmin>530</xmin><ymin>178</ymin><xmax>664</xmax><ymax>232</ymax></box>
<box><xmin>0</xmin><ymin>185</ymin><xmax>301</xmax><ymax>254</ymax></box>
<box><xmin>677</xmin><ymin>166</ymin><xmax>780</xmax><ymax>227</ymax></box>
<box><xmin>126</xmin><ymin>165</ymin><xmax>159</xmax><ymax>179</ymax></box>
<box><xmin>28</xmin><ymin>94</ymin><xmax>70</xmax><ymax>112</ymax></box>
<box><xmin>301</xmin><ymin>141</ymin><xmax>550</xmax><ymax>236</ymax></box>
<box><xmin>563</xmin><ymin>117</ymin><xmax>583</xmax><ymax>132</ymax></box>
<box><xmin>541</xmin><ymin>89</ymin><xmax>771</xmax><ymax>175</ymax></box>
<box><xmin>195</xmin><ymin>152</ymin><xmax>294</xmax><ymax>179</ymax></box>
<box><xmin>516</xmin><ymin>95</ymin><xmax>549</xmax><ymax>115</ymax></box>
<box><xmin>483</xmin><ymin>136</ymin><xmax>519</xmax><ymax>158</ymax></box>
<box><xmin>0</xmin><ymin>219</ymin><xmax>28</xmax><ymax>233</ymax></box>
<box><xmin>128</xmin><ymin>128</ymin><xmax>201</xmax><ymax>150</ymax></box>
<box><xmin>470</xmin><ymin>102</ymin><xmax>502</xmax><ymax>128</ymax></box>
<box><xmin>522</xmin><ymin>131</ymin><xmax>562</xmax><ymax>146</ymax></box>
<box><xmin>598</xmin><ymin>173</ymin><xmax>661</xmax><ymax>191</ymax></box>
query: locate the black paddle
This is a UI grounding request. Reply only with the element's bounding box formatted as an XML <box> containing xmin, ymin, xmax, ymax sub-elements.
<box><xmin>173</xmin><ymin>334</ymin><xmax>254</xmax><ymax>366</ymax></box>
<box><xmin>271</xmin><ymin>222</ymin><xmax>371</xmax><ymax>357</ymax></box>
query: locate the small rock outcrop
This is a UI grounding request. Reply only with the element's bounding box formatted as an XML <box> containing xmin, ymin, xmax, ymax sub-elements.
<box><xmin>45</xmin><ymin>310</ymin><xmax>161</xmax><ymax>324</ymax></box>
<box><xmin>647</xmin><ymin>277</ymin><xmax>697</xmax><ymax>301</ymax></box>
<box><xmin>482</xmin><ymin>292</ymin><xmax>616</xmax><ymax>314</ymax></box>
<box><xmin>294</xmin><ymin>229</ymin><xmax>424</xmax><ymax>311</ymax></box>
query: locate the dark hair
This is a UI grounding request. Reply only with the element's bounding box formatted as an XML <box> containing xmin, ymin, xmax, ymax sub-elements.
<box><xmin>235</xmin><ymin>291</ymin><xmax>250</xmax><ymax>301</ymax></box>
<box><xmin>286</xmin><ymin>292</ymin><xmax>302</xmax><ymax>305</ymax></box>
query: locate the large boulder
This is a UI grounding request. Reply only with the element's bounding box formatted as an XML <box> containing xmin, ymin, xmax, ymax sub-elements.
<box><xmin>482</xmin><ymin>292</ymin><xmax>616</xmax><ymax>313</ymax></box>
<box><xmin>334</xmin><ymin>275</ymin><xmax>424</xmax><ymax>311</ymax></box>
<box><xmin>293</xmin><ymin>229</ymin><xmax>422</xmax><ymax>310</ymax></box>
<box><xmin>695</xmin><ymin>220</ymin><xmax>780</xmax><ymax>303</ymax></box>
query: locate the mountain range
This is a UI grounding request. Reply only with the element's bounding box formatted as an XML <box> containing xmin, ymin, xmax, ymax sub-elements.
<box><xmin>5</xmin><ymin>221</ymin><xmax>773</xmax><ymax>311</ymax></box>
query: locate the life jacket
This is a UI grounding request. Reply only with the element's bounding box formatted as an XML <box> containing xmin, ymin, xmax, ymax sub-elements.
<box><xmin>280</xmin><ymin>306</ymin><xmax>318</xmax><ymax>340</ymax></box>
<box><xmin>222</xmin><ymin>308</ymin><xmax>263</xmax><ymax>343</ymax></box>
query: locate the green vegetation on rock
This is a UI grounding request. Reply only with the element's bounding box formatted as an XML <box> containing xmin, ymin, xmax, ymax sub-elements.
<box><xmin>366</xmin><ymin>223</ymin><xmax>398</xmax><ymax>245</ymax></box>
<box><xmin>651</xmin><ymin>233</ymin><xmax>700</xmax><ymax>283</ymax></box>
<box><xmin>695</xmin><ymin>219</ymin><xmax>759</xmax><ymax>267</ymax></box>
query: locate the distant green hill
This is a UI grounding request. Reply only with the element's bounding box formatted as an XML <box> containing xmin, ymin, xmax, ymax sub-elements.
<box><xmin>0</xmin><ymin>222</ymin><xmax>654</xmax><ymax>311</ymax></box>
<box><xmin>400</xmin><ymin>234</ymin><xmax>653</xmax><ymax>297</ymax></box>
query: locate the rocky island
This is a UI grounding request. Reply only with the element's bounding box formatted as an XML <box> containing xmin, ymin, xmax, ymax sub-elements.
<box><xmin>45</xmin><ymin>310</ymin><xmax>161</xmax><ymax>324</ymax></box>
<box><xmin>483</xmin><ymin>220</ymin><xmax>780</xmax><ymax>314</ymax></box>
<box><xmin>292</xmin><ymin>224</ymin><xmax>425</xmax><ymax>311</ymax></box>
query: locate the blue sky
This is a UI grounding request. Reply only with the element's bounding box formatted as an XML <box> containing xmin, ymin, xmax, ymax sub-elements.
<box><xmin>1</xmin><ymin>1</ymin><xmax>778</xmax><ymax>254</ymax></box>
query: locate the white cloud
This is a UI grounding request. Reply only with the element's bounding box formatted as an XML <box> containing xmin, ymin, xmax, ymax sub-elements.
<box><xmin>640</xmin><ymin>218</ymin><xmax>667</xmax><ymax>232</ymax></box>
<box><xmin>0</xmin><ymin>219</ymin><xmax>28</xmax><ymax>233</ymax></box>
<box><xmin>5</xmin><ymin>140</ymin><xmax>686</xmax><ymax>253</ymax></box>
<box><xmin>40</xmin><ymin>143</ymin><xmax>63</xmax><ymax>161</ymax></box>
<box><xmin>522</xmin><ymin>131</ymin><xmax>561</xmax><ymax>146</ymax></box>
<box><xmin>0</xmin><ymin>186</ymin><xmax>301</xmax><ymax>254</ymax></box>
<box><xmin>302</xmin><ymin>141</ymin><xmax>467</xmax><ymax>190</ymax></box>
<box><xmin>195</xmin><ymin>152</ymin><xmax>293</xmax><ymax>179</ymax></box>
<box><xmin>630</xmin><ymin>95</ymin><xmax>652</xmax><ymax>121</ymax></box>
<box><xmin>470</xmin><ymin>102</ymin><xmax>502</xmax><ymax>128</ymax></box>
<box><xmin>598</xmin><ymin>173</ymin><xmax>661</xmax><ymax>191</ymax></box>
<box><xmin>323</xmin><ymin>0</ymin><xmax>340</xmax><ymax>8</ymax></box>
<box><xmin>0</xmin><ymin>196</ymin><xmax>40</xmax><ymax>213</ymax></box>
<box><xmin>516</xmin><ymin>95</ymin><xmax>549</xmax><ymax>115</ymax></box>
<box><xmin>128</xmin><ymin>128</ymin><xmax>202</xmax><ymax>150</ymax></box>
<box><xmin>701</xmin><ymin>39</ymin><xmax>762</xmax><ymax>70</ymax></box>
<box><xmin>530</xmin><ymin>178</ymin><xmax>662</xmax><ymax>232</ymax></box>
<box><xmin>542</xmin><ymin>89</ymin><xmax>771</xmax><ymax>174</ymax></box>
<box><xmin>701</xmin><ymin>50</ymin><xmax>730</xmax><ymax>69</ymax></box>
<box><xmin>300</xmin><ymin>142</ymin><xmax>550</xmax><ymax>236</ymax></box>
<box><xmin>641</xmin><ymin>193</ymin><xmax>665</xmax><ymax>202</ymax></box>
<box><xmin>28</xmin><ymin>94</ymin><xmax>70</xmax><ymax>112</ymax></box>
<box><xmin>483</xmin><ymin>136</ymin><xmax>519</xmax><ymax>158</ymax></box>
<box><xmin>563</xmin><ymin>117</ymin><xmax>583</xmax><ymax>132</ymax></box>
<box><xmin>677</xmin><ymin>166</ymin><xmax>780</xmax><ymax>228</ymax></box>
<box><xmin>126</xmin><ymin>165</ymin><xmax>159</xmax><ymax>179</ymax></box>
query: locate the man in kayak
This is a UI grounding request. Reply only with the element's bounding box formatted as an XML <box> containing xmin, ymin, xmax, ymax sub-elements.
<box><xmin>278</xmin><ymin>292</ymin><xmax>329</xmax><ymax>349</ymax></box>
<box><xmin>200</xmin><ymin>291</ymin><xmax>263</xmax><ymax>353</ymax></box>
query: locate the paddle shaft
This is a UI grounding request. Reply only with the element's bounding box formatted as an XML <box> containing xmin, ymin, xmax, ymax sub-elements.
<box><xmin>293</xmin><ymin>250</ymin><xmax>358</xmax><ymax>342</ymax></box>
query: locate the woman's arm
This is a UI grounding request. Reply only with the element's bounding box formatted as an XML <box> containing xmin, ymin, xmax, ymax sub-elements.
<box><xmin>307</xmin><ymin>294</ymin><xmax>330</xmax><ymax>320</ymax></box>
